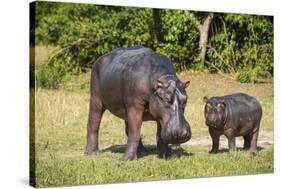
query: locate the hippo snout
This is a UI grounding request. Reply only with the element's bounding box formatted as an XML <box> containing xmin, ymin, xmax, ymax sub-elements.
<box><xmin>183</xmin><ymin>125</ymin><xmax>191</xmax><ymax>141</ymax></box>
<box><xmin>181</xmin><ymin>123</ymin><xmax>192</xmax><ymax>142</ymax></box>
<box><xmin>161</xmin><ymin>122</ymin><xmax>191</xmax><ymax>144</ymax></box>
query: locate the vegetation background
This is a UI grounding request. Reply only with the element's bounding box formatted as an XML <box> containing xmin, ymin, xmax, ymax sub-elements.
<box><xmin>31</xmin><ymin>1</ymin><xmax>273</xmax><ymax>89</ymax></box>
<box><xmin>30</xmin><ymin>1</ymin><xmax>274</xmax><ymax>187</ymax></box>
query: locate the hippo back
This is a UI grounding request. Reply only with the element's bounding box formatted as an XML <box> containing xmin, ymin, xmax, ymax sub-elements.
<box><xmin>224</xmin><ymin>93</ymin><xmax>262</xmax><ymax>113</ymax></box>
<box><xmin>223</xmin><ymin>93</ymin><xmax>262</xmax><ymax>130</ymax></box>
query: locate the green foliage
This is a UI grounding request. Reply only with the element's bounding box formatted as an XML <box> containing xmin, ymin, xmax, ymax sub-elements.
<box><xmin>36</xmin><ymin>3</ymin><xmax>122</xmax><ymax>75</ymax></box>
<box><xmin>36</xmin><ymin>63</ymin><xmax>68</xmax><ymax>89</ymax></box>
<box><xmin>156</xmin><ymin>10</ymin><xmax>199</xmax><ymax>71</ymax></box>
<box><xmin>208</xmin><ymin>14</ymin><xmax>273</xmax><ymax>82</ymax></box>
<box><xmin>236</xmin><ymin>69</ymin><xmax>251</xmax><ymax>83</ymax></box>
<box><xmin>34</xmin><ymin>2</ymin><xmax>273</xmax><ymax>88</ymax></box>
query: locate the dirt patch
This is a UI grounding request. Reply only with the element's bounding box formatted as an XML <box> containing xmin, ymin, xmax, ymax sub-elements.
<box><xmin>185</xmin><ymin>131</ymin><xmax>273</xmax><ymax>147</ymax></box>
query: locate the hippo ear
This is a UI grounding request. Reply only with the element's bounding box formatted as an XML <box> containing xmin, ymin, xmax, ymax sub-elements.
<box><xmin>203</xmin><ymin>96</ymin><xmax>209</xmax><ymax>103</ymax></box>
<box><xmin>219</xmin><ymin>97</ymin><xmax>225</xmax><ymax>103</ymax></box>
<box><xmin>218</xmin><ymin>97</ymin><xmax>226</xmax><ymax>108</ymax></box>
<box><xmin>157</xmin><ymin>79</ymin><xmax>164</xmax><ymax>88</ymax></box>
<box><xmin>183</xmin><ymin>81</ymin><xmax>190</xmax><ymax>88</ymax></box>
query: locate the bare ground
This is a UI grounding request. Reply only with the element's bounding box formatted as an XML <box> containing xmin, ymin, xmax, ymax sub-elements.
<box><xmin>186</xmin><ymin>130</ymin><xmax>273</xmax><ymax>147</ymax></box>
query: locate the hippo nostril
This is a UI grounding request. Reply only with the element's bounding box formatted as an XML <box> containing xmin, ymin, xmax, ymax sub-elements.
<box><xmin>182</xmin><ymin>129</ymin><xmax>187</xmax><ymax>137</ymax></box>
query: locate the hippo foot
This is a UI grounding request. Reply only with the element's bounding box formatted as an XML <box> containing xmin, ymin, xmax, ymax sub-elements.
<box><xmin>137</xmin><ymin>143</ymin><xmax>146</xmax><ymax>153</ymax></box>
<box><xmin>209</xmin><ymin>149</ymin><xmax>219</xmax><ymax>154</ymax></box>
<box><xmin>228</xmin><ymin>148</ymin><xmax>236</xmax><ymax>153</ymax></box>
<box><xmin>159</xmin><ymin>150</ymin><xmax>171</xmax><ymax>159</ymax></box>
<box><xmin>249</xmin><ymin>148</ymin><xmax>258</xmax><ymax>153</ymax></box>
<box><xmin>243</xmin><ymin>146</ymin><xmax>250</xmax><ymax>150</ymax></box>
<box><xmin>159</xmin><ymin>153</ymin><xmax>171</xmax><ymax>159</ymax></box>
<box><xmin>122</xmin><ymin>153</ymin><xmax>137</xmax><ymax>161</ymax></box>
<box><xmin>84</xmin><ymin>146</ymin><xmax>101</xmax><ymax>155</ymax></box>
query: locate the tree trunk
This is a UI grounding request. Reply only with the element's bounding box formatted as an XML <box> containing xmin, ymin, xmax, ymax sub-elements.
<box><xmin>198</xmin><ymin>12</ymin><xmax>214</xmax><ymax>68</ymax></box>
<box><xmin>152</xmin><ymin>9</ymin><xmax>162</xmax><ymax>47</ymax></box>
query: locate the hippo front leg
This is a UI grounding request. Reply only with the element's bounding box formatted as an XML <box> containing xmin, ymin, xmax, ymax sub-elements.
<box><xmin>157</xmin><ymin>122</ymin><xmax>171</xmax><ymax>158</ymax></box>
<box><xmin>209</xmin><ymin>127</ymin><xmax>220</xmax><ymax>154</ymax></box>
<box><xmin>122</xmin><ymin>108</ymin><xmax>143</xmax><ymax>160</ymax></box>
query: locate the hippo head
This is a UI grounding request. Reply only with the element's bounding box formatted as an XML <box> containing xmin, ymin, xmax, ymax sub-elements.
<box><xmin>203</xmin><ymin>96</ymin><xmax>227</xmax><ymax>128</ymax></box>
<box><xmin>150</xmin><ymin>75</ymin><xmax>191</xmax><ymax>144</ymax></box>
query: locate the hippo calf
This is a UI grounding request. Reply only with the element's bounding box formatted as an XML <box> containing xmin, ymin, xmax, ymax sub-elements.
<box><xmin>203</xmin><ymin>93</ymin><xmax>262</xmax><ymax>153</ymax></box>
<box><xmin>85</xmin><ymin>46</ymin><xmax>191</xmax><ymax>160</ymax></box>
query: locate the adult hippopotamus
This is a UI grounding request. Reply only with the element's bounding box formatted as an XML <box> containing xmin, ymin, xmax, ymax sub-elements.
<box><xmin>85</xmin><ymin>46</ymin><xmax>191</xmax><ymax>160</ymax></box>
<box><xmin>203</xmin><ymin>93</ymin><xmax>262</xmax><ymax>153</ymax></box>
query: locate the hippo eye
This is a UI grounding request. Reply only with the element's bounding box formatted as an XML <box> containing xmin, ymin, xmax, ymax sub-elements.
<box><xmin>216</xmin><ymin>103</ymin><xmax>225</xmax><ymax>111</ymax></box>
<box><xmin>206</xmin><ymin>103</ymin><xmax>212</xmax><ymax>111</ymax></box>
<box><xmin>155</xmin><ymin>90</ymin><xmax>173</xmax><ymax>105</ymax></box>
<box><xmin>164</xmin><ymin>93</ymin><xmax>173</xmax><ymax>103</ymax></box>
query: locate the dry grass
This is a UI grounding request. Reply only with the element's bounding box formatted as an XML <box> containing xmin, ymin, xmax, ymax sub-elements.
<box><xmin>33</xmin><ymin>70</ymin><xmax>273</xmax><ymax>187</ymax></box>
<box><xmin>34</xmin><ymin>45</ymin><xmax>55</xmax><ymax>65</ymax></box>
<box><xmin>178</xmin><ymin>71</ymin><xmax>273</xmax><ymax>143</ymax></box>
<box><xmin>32</xmin><ymin>45</ymin><xmax>273</xmax><ymax>187</ymax></box>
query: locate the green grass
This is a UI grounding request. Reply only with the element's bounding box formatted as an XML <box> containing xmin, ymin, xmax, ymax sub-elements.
<box><xmin>35</xmin><ymin>146</ymin><xmax>273</xmax><ymax>186</ymax></box>
<box><xmin>33</xmin><ymin>46</ymin><xmax>274</xmax><ymax>187</ymax></box>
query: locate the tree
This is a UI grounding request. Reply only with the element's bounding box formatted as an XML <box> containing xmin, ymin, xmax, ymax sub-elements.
<box><xmin>207</xmin><ymin>14</ymin><xmax>273</xmax><ymax>82</ymax></box>
<box><xmin>34</xmin><ymin>2</ymin><xmax>273</xmax><ymax>88</ymax></box>
<box><xmin>186</xmin><ymin>12</ymin><xmax>214</xmax><ymax>68</ymax></box>
<box><xmin>198</xmin><ymin>12</ymin><xmax>214</xmax><ymax>67</ymax></box>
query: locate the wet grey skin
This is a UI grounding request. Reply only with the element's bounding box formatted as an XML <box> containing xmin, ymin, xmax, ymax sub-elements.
<box><xmin>203</xmin><ymin>93</ymin><xmax>262</xmax><ymax>153</ymax></box>
<box><xmin>85</xmin><ymin>46</ymin><xmax>191</xmax><ymax>160</ymax></box>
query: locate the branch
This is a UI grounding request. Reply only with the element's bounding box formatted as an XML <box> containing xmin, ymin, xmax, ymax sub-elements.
<box><xmin>47</xmin><ymin>34</ymin><xmax>112</xmax><ymax>65</ymax></box>
<box><xmin>206</xmin><ymin>44</ymin><xmax>236</xmax><ymax>73</ymax></box>
<box><xmin>203</xmin><ymin>12</ymin><xmax>214</xmax><ymax>27</ymax></box>
<box><xmin>219</xmin><ymin>16</ymin><xmax>227</xmax><ymax>36</ymax></box>
<box><xmin>205</xmin><ymin>60</ymin><xmax>236</xmax><ymax>80</ymax></box>
<box><xmin>206</xmin><ymin>45</ymin><xmax>224</xmax><ymax>62</ymax></box>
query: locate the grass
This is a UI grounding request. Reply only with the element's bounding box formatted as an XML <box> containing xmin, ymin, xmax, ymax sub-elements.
<box><xmin>32</xmin><ymin>46</ymin><xmax>274</xmax><ymax>187</ymax></box>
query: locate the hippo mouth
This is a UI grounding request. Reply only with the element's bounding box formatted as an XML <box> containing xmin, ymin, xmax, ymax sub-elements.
<box><xmin>206</xmin><ymin>121</ymin><xmax>221</xmax><ymax>128</ymax></box>
<box><xmin>162</xmin><ymin>134</ymin><xmax>190</xmax><ymax>144</ymax></box>
<box><xmin>161</xmin><ymin>125</ymin><xmax>191</xmax><ymax>144</ymax></box>
<box><xmin>206</xmin><ymin>122</ymin><xmax>216</xmax><ymax>128</ymax></box>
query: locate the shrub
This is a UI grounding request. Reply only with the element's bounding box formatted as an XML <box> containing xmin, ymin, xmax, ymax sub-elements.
<box><xmin>34</xmin><ymin>2</ymin><xmax>273</xmax><ymax>87</ymax></box>
<box><xmin>36</xmin><ymin>64</ymin><xmax>69</xmax><ymax>89</ymax></box>
<box><xmin>236</xmin><ymin>69</ymin><xmax>251</xmax><ymax>83</ymax></box>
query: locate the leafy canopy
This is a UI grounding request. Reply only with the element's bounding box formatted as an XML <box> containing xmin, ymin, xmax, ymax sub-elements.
<box><xmin>33</xmin><ymin>2</ymin><xmax>273</xmax><ymax>88</ymax></box>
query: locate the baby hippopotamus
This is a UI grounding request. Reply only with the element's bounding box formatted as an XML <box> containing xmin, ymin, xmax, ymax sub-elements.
<box><xmin>203</xmin><ymin>93</ymin><xmax>262</xmax><ymax>153</ymax></box>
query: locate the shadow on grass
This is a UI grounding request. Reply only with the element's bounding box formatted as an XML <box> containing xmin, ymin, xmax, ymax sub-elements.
<box><xmin>102</xmin><ymin>144</ymin><xmax>193</xmax><ymax>158</ymax></box>
<box><xmin>212</xmin><ymin>146</ymin><xmax>264</xmax><ymax>154</ymax></box>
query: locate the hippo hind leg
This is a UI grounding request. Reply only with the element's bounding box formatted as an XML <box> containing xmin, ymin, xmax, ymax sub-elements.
<box><xmin>243</xmin><ymin>133</ymin><xmax>251</xmax><ymax>150</ymax></box>
<box><xmin>122</xmin><ymin>107</ymin><xmax>143</xmax><ymax>160</ymax></box>
<box><xmin>249</xmin><ymin>128</ymin><xmax>260</xmax><ymax>152</ymax></box>
<box><xmin>244</xmin><ymin>122</ymin><xmax>260</xmax><ymax>152</ymax></box>
<box><xmin>85</xmin><ymin>94</ymin><xmax>105</xmax><ymax>155</ymax></box>
<box><xmin>249</xmin><ymin>110</ymin><xmax>262</xmax><ymax>153</ymax></box>
<box><xmin>125</xmin><ymin>121</ymin><xmax>146</xmax><ymax>152</ymax></box>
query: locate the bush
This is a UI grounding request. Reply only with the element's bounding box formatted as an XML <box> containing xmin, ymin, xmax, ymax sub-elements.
<box><xmin>36</xmin><ymin>64</ymin><xmax>69</xmax><ymax>89</ymax></box>
<box><xmin>34</xmin><ymin>2</ymin><xmax>273</xmax><ymax>87</ymax></box>
<box><xmin>208</xmin><ymin>14</ymin><xmax>273</xmax><ymax>81</ymax></box>
<box><xmin>236</xmin><ymin>69</ymin><xmax>251</xmax><ymax>83</ymax></box>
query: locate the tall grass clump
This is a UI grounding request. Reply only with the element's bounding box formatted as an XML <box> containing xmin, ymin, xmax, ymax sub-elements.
<box><xmin>36</xmin><ymin>63</ymin><xmax>69</xmax><ymax>89</ymax></box>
